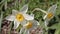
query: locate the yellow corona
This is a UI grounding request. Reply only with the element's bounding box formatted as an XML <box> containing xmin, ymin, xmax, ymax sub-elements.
<box><xmin>47</xmin><ymin>12</ymin><xmax>53</xmax><ymax>19</ymax></box>
<box><xmin>26</xmin><ymin>22</ymin><xmax>32</xmax><ymax>29</ymax></box>
<box><xmin>16</xmin><ymin>13</ymin><xmax>24</xmax><ymax>22</ymax></box>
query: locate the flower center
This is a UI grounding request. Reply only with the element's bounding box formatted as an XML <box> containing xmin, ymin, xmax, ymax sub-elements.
<box><xmin>25</xmin><ymin>22</ymin><xmax>32</xmax><ymax>29</ymax></box>
<box><xmin>47</xmin><ymin>12</ymin><xmax>53</xmax><ymax>19</ymax></box>
<box><xmin>16</xmin><ymin>13</ymin><xmax>24</xmax><ymax>22</ymax></box>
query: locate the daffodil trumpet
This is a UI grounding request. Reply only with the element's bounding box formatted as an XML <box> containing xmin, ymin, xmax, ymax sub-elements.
<box><xmin>5</xmin><ymin>4</ymin><xmax>34</xmax><ymax>29</ymax></box>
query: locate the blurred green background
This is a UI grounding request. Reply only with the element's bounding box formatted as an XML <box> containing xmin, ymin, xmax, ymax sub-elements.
<box><xmin>0</xmin><ymin>0</ymin><xmax>60</xmax><ymax>34</ymax></box>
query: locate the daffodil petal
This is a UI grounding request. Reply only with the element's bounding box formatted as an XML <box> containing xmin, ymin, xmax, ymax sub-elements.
<box><xmin>32</xmin><ymin>20</ymin><xmax>40</xmax><ymax>26</ymax></box>
<box><xmin>44</xmin><ymin>19</ymin><xmax>48</xmax><ymax>27</ymax></box>
<box><xmin>20</xmin><ymin>4</ymin><xmax>28</xmax><ymax>13</ymax></box>
<box><xmin>24</xmin><ymin>29</ymin><xmax>29</xmax><ymax>34</ymax></box>
<box><xmin>12</xmin><ymin>9</ymin><xmax>18</xmax><ymax>15</ymax></box>
<box><xmin>43</xmin><ymin>14</ymin><xmax>47</xmax><ymax>20</ymax></box>
<box><xmin>19</xmin><ymin>28</ymin><xmax>25</xmax><ymax>34</ymax></box>
<box><xmin>5</xmin><ymin>15</ymin><xmax>15</xmax><ymax>21</ymax></box>
<box><xmin>20</xmin><ymin>20</ymin><xmax>27</xmax><ymax>26</ymax></box>
<box><xmin>14</xmin><ymin>19</ymin><xmax>20</xmax><ymax>29</ymax></box>
<box><xmin>23</xmin><ymin>14</ymin><xmax>34</xmax><ymax>20</ymax></box>
<box><xmin>36</xmin><ymin>20</ymin><xmax>40</xmax><ymax>25</ymax></box>
<box><xmin>48</xmin><ymin>4</ymin><xmax>57</xmax><ymax>14</ymax></box>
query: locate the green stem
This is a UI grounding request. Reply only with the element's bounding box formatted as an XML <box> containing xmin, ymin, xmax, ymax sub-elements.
<box><xmin>0</xmin><ymin>11</ymin><xmax>3</xmax><ymax>32</ymax></box>
<box><xmin>4</xmin><ymin>0</ymin><xmax>7</xmax><ymax>10</ymax></box>
<box><xmin>32</xmin><ymin>8</ymin><xmax>48</xmax><ymax>14</ymax></box>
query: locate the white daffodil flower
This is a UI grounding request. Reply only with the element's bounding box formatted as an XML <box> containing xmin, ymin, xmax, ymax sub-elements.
<box><xmin>43</xmin><ymin>4</ymin><xmax>57</xmax><ymax>27</ymax></box>
<box><xmin>43</xmin><ymin>4</ymin><xmax>57</xmax><ymax>20</ymax></box>
<box><xmin>5</xmin><ymin>4</ymin><xmax>34</xmax><ymax>29</ymax></box>
<box><xmin>33</xmin><ymin>4</ymin><xmax>57</xmax><ymax>27</ymax></box>
<box><xmin>19</xmin><ymin>20</ymin><xmax>40</xmax><ymax>34</ymax></box>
